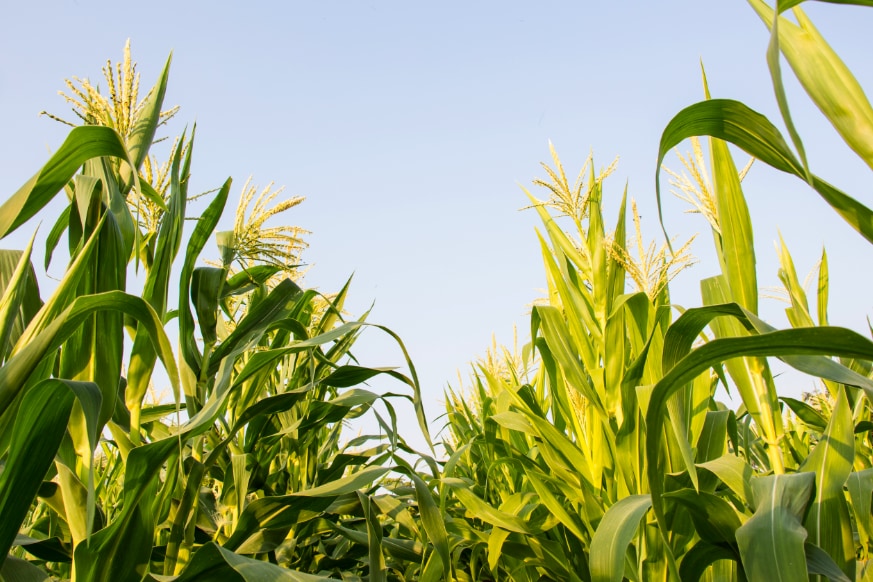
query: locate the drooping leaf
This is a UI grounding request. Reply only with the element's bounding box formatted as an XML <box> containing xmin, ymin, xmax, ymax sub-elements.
<box><xmin>656</xmin><ymin>99</ymin><xmax>873</xmax><ymax>245</ymax></box>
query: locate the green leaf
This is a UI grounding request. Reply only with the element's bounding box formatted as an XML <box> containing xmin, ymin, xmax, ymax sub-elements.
<box><xmin>709</xmin><ymin>121</ymin><xmax>758</xmax><ymax>315</ymax></box>
<box><xmin>696</xmin><ymin>410</ymin><xmax>730</xmax><ymax>463</ymax></box>
<box><xmin>847</xmin><ymin>468</ymin><xmax>873</xmax><ymax>555</ymax></box>
<box><xmin>817</xmin><ymin>248</ymin><xmax>829</xmax><ymax>327</ymax></box>
<box><xmin>306</xmin><ymin>465</ymin><xmax>392</xmax><ymax>498</ymax></box>
<box><xmin>179</xmin><ymin>178</ymin><xmax>231</xmax><ymax>384</ymax></box>
<box><xmin>647</xmin><ymin>323</ymin><xmax>873</xmax><ymax>549</ymax></box>
<box><xmin>774</xmin><ymin>1</ymin><xmax>873</xmax><ymax>12</ymax></box>
<box><xmin>525</xmin><ymin>470</ymin><xmax>589</xmax><ymax>542</ymax></box>
<box><xmin>43</xmin><ymin>204</ymin><xmax>71</xmax><ymax>271</ymax></box>
<box><xmin>224</xmin><ymin>466</ymin><xmax>391</xmax><ymax>552</ymax></box>
<box><xmin>799</xmin><ymin>386</ymin><xmax>855</xmax><ymax>578</ymax></box>
<box><xmin>678</xmin><ymin>541</ymin><xmax>742</xmax><ymax>582</ymax></box>
<box><xmin>122</xmin><ymin>54</ymin><xmax>172</xmax><ymax>186</ymax></box>
<box><xmin>0</xmin><ymin>379</ymin><xmax>101</xmax><ymax>568</ymax></box>
<box><xmin>0</xmin><ymin>238</ymin><xmax>42</xmax><ymax>363</ymax></box>
<box><xmin>0</xmin><ymin>290</ymin><xmax>179</xmax><ymax>419</ymax></box>
<box><xmin>227</xmin><ymin>496</ymin><xmax>336</xmax><ymax>554</ymax></box>
<box><xmin>60</xmin><ymin>200</ymin><xmax>127</xmax><ymax>427</ymax></box>
<box><xmin>10</xmin><ymin>213</ymin><xmax>106</xmax><ymax>366</ymax></box>
<box><xmin>664</xmin><ymin>489</ymin><xmax>743</xmax><ymax>547</ymax></box>
<box><xmin>589</xmin><ymin>494</ymin><xmax>652</xmax><ymax>582</ymax></box>
<box><xmin>11</xmin><ymin>534</ymin><xmax>69</xmax><ymax>563</ymax></box>
<box><xmin>207</xmin><ymin>278</ymin><xmax>304</xmax><ymax>375</ymax></box>
<box><xmin>781</xmin><ymin>396</ymin><xmax>827</xmax><ymax>430</ymax></box>
<box><xmin>697</xmin><ymin>455</ymin><xmax>755</xmax><ymax>507</ymax></box>
<box><xmin>664</xmin><ymin>302</ymin><xmax>873</xmax><ymax>399</ymax></box>
<box><xmin>0</xmin><ymin>126</ymin><xmax>134</xmax><ymax>240</ymax></box>
<box><xmin>0</xmin><ymin>555</ymin><xmax>49</xmax><ymax>581</ymax></box>
<box><xmin>222</xmin><ymin>265</ymin><xmax>282</xmax><ymax>298</ymax></box>
<box><xmin>169</xmin><ymin>542</ymin><xmax>338</xmax><ymax>581</ymax></box>
<box><xmin>405</xmin><ymin>471</ymin><xmax>451</xmax><ymax>580</ymax></box>
<box><xmin>359</xmin><ymin>492</ymin><xmax>386</xmax><ymax>582</ymax></box>
<box><xmin>656</xmin><ymin>99</ymin><xmax>873</xmax><ymax>245</ymax></box>
<box><xmin>748</xmin><ymin>0</ymin><xmax>873</xmax><ymax>171</ymax></box>
<box><xmin>323</xmin><ymin>365</ymin><xmax>402</xmax><ymax>388</ymax></box>
<box><xmin>127</xmin><ymin>132</ymin><xmax>190</xmax><ymax>431</ymax></box>
<box><xmin>443</xmin><ymin>478</ymin><xmax>535</xmax><ymax>534</ymax></box>
<box><xmin>805</xmin><ymin>543</ymin><xmax>852</xmax><ymax>582</ymax></box>
<box><xmin>736</xmin><ymin>473</ymin><xmax>815</xmax><ymax>581</ymax></box>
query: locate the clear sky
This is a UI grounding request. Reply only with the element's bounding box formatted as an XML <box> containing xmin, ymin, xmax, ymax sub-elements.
<box><xmin>2</xmin><ymin>2</ymin><xmax>872</xmax><ymax>448</ymax></box>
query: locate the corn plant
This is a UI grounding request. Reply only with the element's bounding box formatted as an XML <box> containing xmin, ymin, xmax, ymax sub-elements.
<box><xmin>442</xmin><ymin>3</ymin><xmax>873</xmax><ymax>580</ymax></box>
<box><xmin>0</xmin><ymin>44</ymin><xmax>448</xmax><ymax>581</ymax></box>
<box><xmin>648</xmin><ymin>1</ymin><xmax>873</xmax><ymax>579</ymax></box>
<box><xmin>441</xmin><ymin>148</ymin><xmax>712</xmax><ymax>581</ymax></box>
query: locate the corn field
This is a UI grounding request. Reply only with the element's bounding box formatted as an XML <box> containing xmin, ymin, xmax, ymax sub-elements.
<box><xmin>2</xmin><ymin>2</ymin><xmax>873</xmax><ymax>580</ymax></box>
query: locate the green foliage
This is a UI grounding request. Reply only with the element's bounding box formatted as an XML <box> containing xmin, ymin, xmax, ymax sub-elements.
<box><xmin>5</xmin><ymin>1</ymin><xmax>873</xmax><ymax>579</ymax></box>
<box><xmin>441</xmin><ymin>3</ymin><xmax>873</xmax><ymax>580</ymax></box>
<box><xmin>0</xmin><ymin>44</ymin><xmax>444</xmax><ymax>581</ymax></box>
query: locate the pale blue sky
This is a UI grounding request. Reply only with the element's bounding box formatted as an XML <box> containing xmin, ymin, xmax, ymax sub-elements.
<box><xmin>2</xmin><ymin>2</ymin><xmax>872</xmax><ymax>446</ymax></box>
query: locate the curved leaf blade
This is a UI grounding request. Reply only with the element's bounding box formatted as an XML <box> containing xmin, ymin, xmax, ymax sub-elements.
<box><xmin>656</xmin><ymin>99</ymin><xmax>873</xmax><ymax>245</ymax></box>
<box><xmin>589</xmin><ymin>494</ymin><xmax>652</xmax><ymax>582</ymax></box>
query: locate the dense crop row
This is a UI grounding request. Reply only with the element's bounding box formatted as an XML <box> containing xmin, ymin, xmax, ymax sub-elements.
<box><xmin>2</xmin><ymin>2</ymin><xmax>873</xmax><ymax>580</ymax></box>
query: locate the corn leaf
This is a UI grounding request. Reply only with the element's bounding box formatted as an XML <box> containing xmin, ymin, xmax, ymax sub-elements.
<box><xmin>359</xmin><ymin>491</ymin><xmax>387</xmax><ymax>582</ymax></box>
<box><xmin>0</xmin><ymin>556</ymin><xmax>49</xmax><ymax>582</ymax></box>
<box><xmin>0</xmin><ymin>379</ymin><xmax>101</xmax><ymax>567</ymax></box>
<box><xmin>847</xmin><ymin>469</ymin><xmax>873</xmax><ymax>556</ymax></box>
<box><xmin>805</xmin><ymin>543</ymin><xmax>853</xmax><ymax>582</ymax></box>
<box><xmin>165</xmin><ymin>541</ymin><xmax>338</xmax><ymax>581</ymax></box>
<box><xmin>127</xmin><ymin>134</ymin><xmax>190</xmax><ymax>433</ymax></box>
<box><xmin>749</xmin><ymin>0</ymin><xmax>873</xmax><ymax>171</ymax></box>
<box><xmin>0</xmin><ymin>126</ymin><xmax>134</xmax><ymax>240</ymax></box>
<box><xmin>697</xmin><ymin>454</ymin><xmax>755</xmax><ymax>507</ymax></box>
<box><xmin>678</xmin><ymin>541</ymin><xmax>741</xmax><ymax>582</ymax></box>
<box><xmin>0</xmin><ymin>290</ymin><xmax>179</xmax><ymax>417</ymax></box>
<box><xmin>656</xmin><ymin>99</ymin><xmax>873</xmax><ymax>245</ymax></box>
<box><xmin>736</xmin><ymin>473</ymin><xmax>815</xmax><ymax>581</ymax></box>
<box><xmin>663</xmin><ymin>489</ymin><xmax>743</xmax><ymax>547</ymax></box>
<box><xmin>709</xmin><ymin>128</ymin><xmax>758</xmax><ymax>314</ymax></box>
<box><xmin>647</xmin><ymin>325</ymin><xmax>873</xmax><ymax>544</ymax></box>
<box><xmin>123</xmin><ymin>55</ymin><xmax>171</xmax><ymax>181</ymax></box>
<box><xmin>0</xmin><ymin>238</ymin><xmax>41</xmax><ymax>363</ymax></box>
<box><xmin>589</xmin><ymin>494</ymin><xmax>652</xmax><ymax>582</ymax></box>
<box><xmin>799</xmin><ymin>386</ymin><xmax>856</xmax><ymax>578</ymax></box>
<box><xmin>404</xmin><ymin>471</ymin><xmax>451</xmax><ymax>580</ymax></box>
<box><xmin>178</xmin><ymin>178</ymin><xmax>231</xmax><ymax>383</ymax></box>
